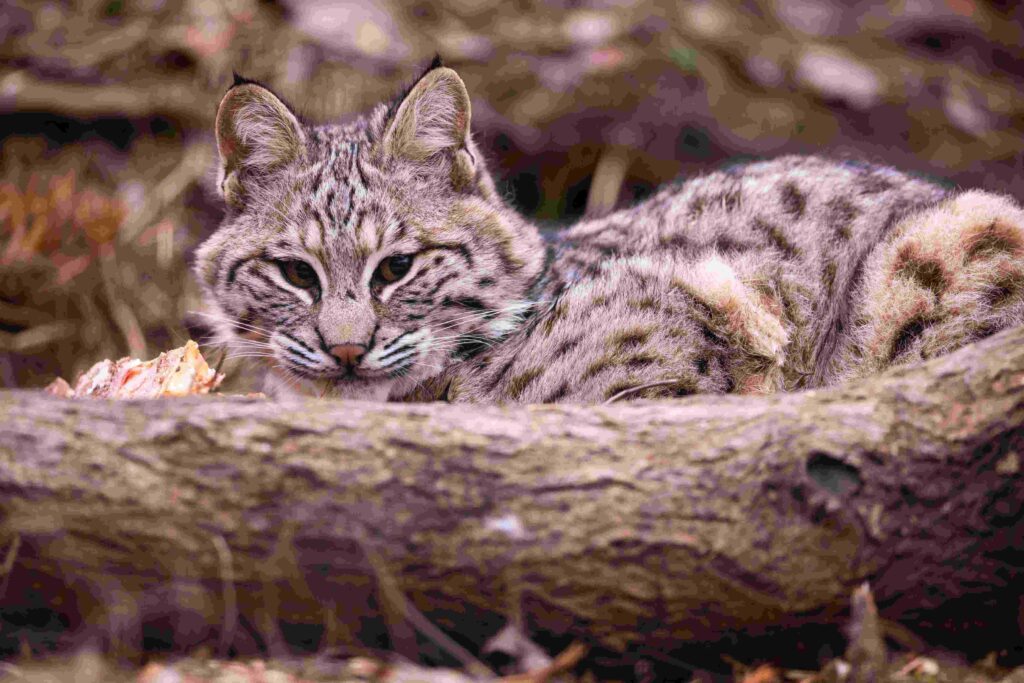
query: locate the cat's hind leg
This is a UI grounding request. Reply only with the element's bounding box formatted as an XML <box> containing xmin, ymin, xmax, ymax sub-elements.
<box><xmin>840</xmin><ymin>190</ymin><xmax>1024</xmax><ymax>379</ymax></box>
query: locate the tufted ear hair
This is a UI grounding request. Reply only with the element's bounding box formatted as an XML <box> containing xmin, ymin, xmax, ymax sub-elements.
<box><xmin>215</xmin><ymin>78</ymin><xmax>305</xmax><ymax>206</ymax></box>
<box><xmin>383</xmin><ymin>65</ymin><xmax>472</xmax><ymax>160</ymax></box>
<box><xmin>383</xmin><ymin>64</ymin><xmax>493</xmax><ymax>195</ymax></box>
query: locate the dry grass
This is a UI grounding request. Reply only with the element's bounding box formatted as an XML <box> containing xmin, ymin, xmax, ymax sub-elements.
<box><xmin>0</xmin><ymin>136</ymin><xmax>206</xmax><ymax>388</ymax></box>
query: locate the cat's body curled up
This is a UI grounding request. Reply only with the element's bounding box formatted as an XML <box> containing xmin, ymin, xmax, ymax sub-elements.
<box><xmin>195</xmin><ymin>62</ymin><xmax>1024</xmax><ymax>403</ymax></box>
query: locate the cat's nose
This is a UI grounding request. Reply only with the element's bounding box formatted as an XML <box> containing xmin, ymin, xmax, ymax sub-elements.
<box><xmin>329</xmin><ymin>344</ymin><xmax>365</xmax><ymax>367</ymax></box>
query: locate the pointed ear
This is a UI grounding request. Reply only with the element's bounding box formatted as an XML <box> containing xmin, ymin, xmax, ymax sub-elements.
<box><xmin>215</xmin><ymin>81</ymin><xmax>305</xmax><ymax>206</ymax></box>
<box><xmin>383</xmin><ymin>67</ymin><xmax>471</xmax><ymax>163</ymax></box>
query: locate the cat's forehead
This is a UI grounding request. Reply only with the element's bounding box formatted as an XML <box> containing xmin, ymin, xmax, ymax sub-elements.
<box><xmin>279</xmin><ymin>115</ymin><xmax>457</xmax><ymax>264</ymax></box>
<box><xmin>307</xmin><ymin>124</ymin><xmax>370</xmax><ymax>158</ymax></box>
<box><xmin>273</xmin><ymin>125</ymin><xmax>395</xmax><ymax>264</ymax></box>
<box><xmin>302</xmin><ymin>128</ymin><xmax>370</xmax><ymax>187</ymax></box>
<box><xmin>294</xmin><ymin>127</ymin><xmax>378</xmax><ymax>221</ymax></box>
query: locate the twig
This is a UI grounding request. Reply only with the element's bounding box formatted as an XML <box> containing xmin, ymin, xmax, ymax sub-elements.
<box><xmin>498</xmin><ymin>641</ymin><xmax>588</xmax><ymax>683</ymax></box>
<box><xmin>603</xmin><ymin>380</ymin><xmax>683</xmax><ymax>404</ymax></box>
<box><xmin>55</xmin><ymin>20</ymin><xmax>154</xmax><ymax>69</ymax></box>
<box><xmin>360</xmin><ymin>540</ymin><xmax>494</xmax><ymax>678</ymax></box>
<box><xmin>0</xmin><ymin>301</ymin><xmax>54</xmax><ymax>327</ymax></box>
<box><xmin>118</xmin><ymin>143</ymin><xmax>212</xmax><ymax>246</ymax></box>
<box><xmin>585</xmin><ymin>145</ymin><xmax>630</xmax><ymax>218</ymax></box>
<box><xmin>0</xmin><ymin>70</ymin><xmax>210</xmax><ymax>124</ymax></box>
<box><xmin>214</xmin><ymin>349</ymin><xmax>230</xmax><ymax>383</ymax></box>
<box><xmin>98</xmin><ymin>251</ymin><xmax>147</xmax><ymax>358</ymax></box>
<box><xmin>212</xmin><ymin>534</ymin><xmax>238</xmax><ymax>658</ymax></box>
<box><xmin>0</xmin><ymin>534</ymin><xmax>21</xmax><ymax>601</ymax></box>
<box><xmin>0</xmin><ymin>321</ymin><xmax>76</xmax><ymax>353</ymax></box>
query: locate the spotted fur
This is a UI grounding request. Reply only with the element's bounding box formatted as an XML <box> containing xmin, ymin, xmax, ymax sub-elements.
<box><xmin>195</xmin><ymin>64</ymin><xmax>1024</xmax><ymax>403</ymax></box>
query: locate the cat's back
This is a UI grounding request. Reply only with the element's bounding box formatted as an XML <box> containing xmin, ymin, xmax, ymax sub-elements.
<box><xmin>551</xmin><ymin>155</ymin><xmax>949</xmax><ymax>273</ymax></box>
<box><xmin>446</xmin><ymin>155</ymin><xmax>1024</xmax><ymax>404</ymax></box>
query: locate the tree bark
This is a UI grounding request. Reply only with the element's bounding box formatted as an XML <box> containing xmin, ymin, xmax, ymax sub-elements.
<box><xmin>0</xmin><ymin>327</ymin><xmax>1022</xmax><ymax>670</ymax></box>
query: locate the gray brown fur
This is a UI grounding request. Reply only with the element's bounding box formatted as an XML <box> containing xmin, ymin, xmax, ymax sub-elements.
<box><xmin>195</xmin><ymin>64</ymin><xmax>1024</xmax><ymax>404</ymax></box>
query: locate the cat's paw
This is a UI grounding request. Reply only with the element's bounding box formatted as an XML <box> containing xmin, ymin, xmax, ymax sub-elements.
<box><xmin>671</xmin><ymin>254</ymin><xmax>790</xmax><ymax>393</ymax></box>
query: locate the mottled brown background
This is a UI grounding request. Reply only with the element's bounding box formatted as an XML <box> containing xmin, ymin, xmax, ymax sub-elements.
<box><xmin>1</xmin><ymin>0</ymin><xmax>1022</xmax><ymax>390</ymax></box>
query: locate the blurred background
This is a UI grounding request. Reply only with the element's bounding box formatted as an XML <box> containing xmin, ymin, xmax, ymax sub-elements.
<box><xmin>1</xmin><ymin>0</ymin><xmax>1023</xmax><ymax>391</ymax></box>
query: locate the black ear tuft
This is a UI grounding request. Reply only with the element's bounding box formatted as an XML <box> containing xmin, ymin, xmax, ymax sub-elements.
<box><xmin>428</xmin><ymin>54</ymin><xmax>444</xmax><ymax>70</ymax></box>
<box><xmin>230</xmin><ymin>73</ymin><xmax>269</xmax><ymax>93</ymax></box>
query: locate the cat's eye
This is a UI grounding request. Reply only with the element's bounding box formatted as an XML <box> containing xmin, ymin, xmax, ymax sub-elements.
<box><xmin>279</xmin><ymin>260</ymin><xmax>319</xmax><ymax>290</ymax></box>
<box><xmin>376</xmin><ymin>254</ymin><xmax>413</xmax><ymax>283</ymax></box>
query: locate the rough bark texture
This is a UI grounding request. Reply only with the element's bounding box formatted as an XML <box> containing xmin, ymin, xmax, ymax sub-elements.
<box><xmin>1</xmin><ymin>327</ymin><xmax>1023</xmax><ymax>672</ymax></box>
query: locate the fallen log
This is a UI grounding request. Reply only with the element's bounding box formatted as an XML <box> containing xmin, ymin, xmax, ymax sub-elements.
<box><xmin>0</xmin><ymin>327</ymin><xmax>1022</xmax><ymax>674</ymax></box>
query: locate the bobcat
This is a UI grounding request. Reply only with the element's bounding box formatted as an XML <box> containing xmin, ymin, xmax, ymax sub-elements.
<box><xmin>194</xmin><ymin>61</ymin><xmax>1024</xmax><ymax>403</ymax></box>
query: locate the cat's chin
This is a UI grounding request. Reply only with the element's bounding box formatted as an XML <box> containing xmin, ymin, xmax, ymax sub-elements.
<box><xmin>263</xmin><ymin>368</ymin><xmax>394</xmax><ymax>401</ymax></box>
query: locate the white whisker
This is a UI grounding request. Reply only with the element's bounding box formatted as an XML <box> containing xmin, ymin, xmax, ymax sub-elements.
<box><xmin>189</xmin><ymin>310</ymin><xmax>275</xmax><ymax>337</ymax></box>
<box><xmin>430</xmin><ymin>300</ymin><xmax>552</xmax><ymax>333</ymax></box>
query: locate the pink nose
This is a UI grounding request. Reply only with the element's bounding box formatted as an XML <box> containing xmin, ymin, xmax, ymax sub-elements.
<box><xmin>329</xmin><ymin>344</ymin><xmax>365</xmax><ymax>367</ymax></box>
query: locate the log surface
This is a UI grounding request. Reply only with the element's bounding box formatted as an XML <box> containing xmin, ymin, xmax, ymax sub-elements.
<box><xmin>1</xmin><ymin>327</ymin><xmax>1023</xmax><ymax>665</ymax></box>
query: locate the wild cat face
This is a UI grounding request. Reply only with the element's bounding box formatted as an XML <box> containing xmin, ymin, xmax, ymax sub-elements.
<box><xmin>195</xmin><ymin>65</ymin><xmax>544</xmax><ymax>399</ymax></box>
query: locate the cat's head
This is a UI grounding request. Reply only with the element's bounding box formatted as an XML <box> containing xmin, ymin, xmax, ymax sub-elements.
<box><xmin>194</xmin><ymin>62</ymin><xmax>544</xmax><ymax>399</ymax></box>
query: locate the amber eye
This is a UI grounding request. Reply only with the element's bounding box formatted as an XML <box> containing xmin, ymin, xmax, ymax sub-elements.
<box><xmin>279</xmin><ymin>260</ymin><xmax>319</xmax><ymax>290</ymax></box>
<box><xmin>376</xmin><ymin>254</ymin><xmax>413</xmax><ymax>283</ymax></box>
